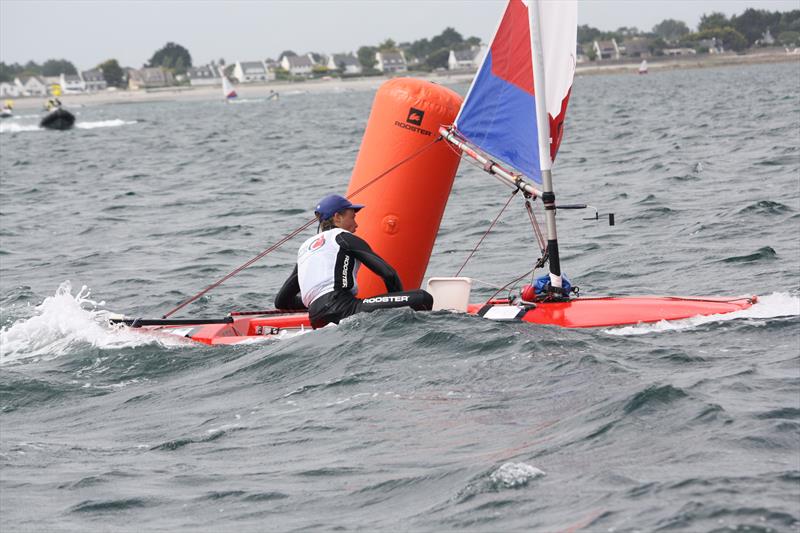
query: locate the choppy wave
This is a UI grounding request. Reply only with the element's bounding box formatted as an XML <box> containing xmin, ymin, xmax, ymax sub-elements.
<box><xmin>0</xmin><ymin>61</ymin><xmax>797</xmax><ymax>532</ymax></box>
<box><xmin>0</xmin><ymin>281</ymin><xmax>186</xmax><ymax>365</ymax></box>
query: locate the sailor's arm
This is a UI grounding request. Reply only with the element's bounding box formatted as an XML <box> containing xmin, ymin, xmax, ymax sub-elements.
<box><xmin>274</xmin><ymin>265</ymin><xmax>307</xmax><ymax>310</ymax></box>
<box><xmin>335</xmin><ymin>232</ymin><xmax>403</xmax><ymax>293</ymax></box>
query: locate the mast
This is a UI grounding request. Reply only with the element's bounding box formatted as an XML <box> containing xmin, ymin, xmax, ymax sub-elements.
<box><xmin>529</xmin><ymin>0</ymin><xmax>562</xmax><ymax>289</ymax></box>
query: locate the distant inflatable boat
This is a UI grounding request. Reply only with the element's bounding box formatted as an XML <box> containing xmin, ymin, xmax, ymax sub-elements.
<box><xmin>40</xmin><ymin>108</ymin><xmax>75</xmax><ymax>130</ymax></box>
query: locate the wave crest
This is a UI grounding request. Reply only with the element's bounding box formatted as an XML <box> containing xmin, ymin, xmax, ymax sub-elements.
<box><xmin>0</xmin><ymin>281</ymin><xmax>185</xmax><ymax>365</ymax></box>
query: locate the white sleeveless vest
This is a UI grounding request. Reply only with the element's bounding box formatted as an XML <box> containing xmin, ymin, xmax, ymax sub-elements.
<box><xmin>297</xmin><ymin>228</ymin><xmax>360</xmax><ymax>307</ymax></box>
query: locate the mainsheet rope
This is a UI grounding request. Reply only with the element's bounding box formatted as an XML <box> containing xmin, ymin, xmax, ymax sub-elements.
<box><xmin>454</xmin><ymin>189</ymin><xmax>519</xmax><ymax>277</ymax></box>
<box><xmin>162</xmin><ymin>136</ymin><xmax>443</xmax><ymax>318</ymax></box>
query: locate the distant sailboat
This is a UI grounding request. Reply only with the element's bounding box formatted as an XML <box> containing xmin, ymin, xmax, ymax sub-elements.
<box><xmin>1</xmin><ymin>99</ymin><xmax>13</xmax><ymax>118</ymax></box>
<box><xmin>222</xmin><ymin>75</ymin><xmax>237</xmax><ymax>101</ymax></box>
<box><xmin>638</xmin><ymin>59</ymin><xmax>648</xmax><ymax>74</ymax></box>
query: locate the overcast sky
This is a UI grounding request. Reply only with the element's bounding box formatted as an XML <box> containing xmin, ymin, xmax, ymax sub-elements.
<box><xmin>1</xmin><ymin>0</ymin><xmax>797</xmax><ymax>70</ymax></box>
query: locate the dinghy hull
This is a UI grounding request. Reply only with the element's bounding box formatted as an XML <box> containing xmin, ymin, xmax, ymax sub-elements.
<box><xmin>470</xmin><ymin>296</ymin><xmax>757</xmax><ymax>328</ymax></box>
<box><xmin>138</xmin><ymin>312</ymin><xmax>311</xmax><ymax>345</ymax></box>
<box><xmin>134</xmin><ymin>295</ymin><xmax>756</xmax><ymax>344</ymax></box>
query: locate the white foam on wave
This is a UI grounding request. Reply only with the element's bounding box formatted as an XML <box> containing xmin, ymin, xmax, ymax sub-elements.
<box><xmin>604</xmin><ymin>292</ymin><xmax>800</xmax><ymax>336</ymax></box>
<box><xmin>490</xmin><ymin>462</ymin><xmax>545</xmax><ymax>488</ymax></box>
<box><xmin>0</xmin><ymin>123</ymin><xmax>40</xmax><ymax>133</ymax></box>
<box><xmin>0</xmin><ymin>119</ymin><xmax>136</xmax><ymax>133</ymax></box>
<box><xmin>75</xmin><ymin>119</ymin><xmax>137</xmax><ymax>129</ymax></box>
<box><xmin>227</xmin><ymin>99</ymin><xmax>262</xmax><ymax>105</ymax></box>
<box><xmin>0</xmin><ymin>281</ymin><xmax>187</xmax><ymax>365</ymax></box>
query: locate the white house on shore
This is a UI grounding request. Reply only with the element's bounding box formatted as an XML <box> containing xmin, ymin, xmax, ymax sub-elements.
<box><xmin>698</xmin><ymin>38</ymin><xmax>724</xmax><ymax>54</ymax></box>
<box><xmin>82</xmin><ymin>69</ymin><xmax>107</xmax><ymax>91</ymax></box>
<box><xmin>447</xmin><ymin>46</ymin><xmax>485</xmax><ymax>70</ymax></box>
<box><xmin>326</xmin><ymin>53</ymin><xmax>362</xmax><ymax>74</ymax></box>
<box><xmin>128</xmin><ymin>68</ymin><xmax>174</xmax><ymax>90</ymax></box>
<box><xmin>14</xmin><ymin>75</ymin><xmax>48</xmax><ymax>96</ymax></box>
<box><xmin>187</xmin><ymin>65</ymin><xmax>222</xmax><ymax>86</ymax></box>
<box><xmin>234</xmin><ymin>61</ymin><xmax>273</xmax><ymax>82</ymax></box>
<box><xmin>0</xmin><ymin>82</ymin><xmax>21</xmax><ymax>97</ymax></box>
<box><xmin>375</xmin><ymin>50</ymin><xmax>407</xmax><ymax>73</ymax></box>
<box><xmin>280</xmin><ymin>54</ymin><xmax>314</xmax><ymax>76</ymax></box>
<box><xmin>593</xmin><ymin>39</ymin><xmax>620</xmax><ymax>60</ymax></box>
<box><xmin>663</xmin><ymin>48</ymin><xmax>697</xmax><ymax>56</ymax></box>
<box><xmin>60</xmin><ymin>73</ymin><xmax>86</xmax><ymax>93</ymax></box>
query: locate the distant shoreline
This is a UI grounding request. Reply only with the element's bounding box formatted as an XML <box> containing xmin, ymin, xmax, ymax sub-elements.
<box><xmin>8</xmin><ymin>49</ymin><xmax>798</xmax><ymax>110</ymax></box>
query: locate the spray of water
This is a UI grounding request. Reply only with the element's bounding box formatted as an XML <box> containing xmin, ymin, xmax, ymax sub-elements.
<box><xmin>0</xmin><ymin>119</ymin><xmax>136</xmax><ymax>134</ymax></box>
<box><xmin>75</xmin><ymin>119</ymin><xmax>137</xmax><ymax>129</ymax></box>
<box><xmin>0</xmin><ymin>281</ymin><xmax>187</xmax><ymax>365</ymax></box>
<box><xmin>604</xmin><ymin>292</ymin><xmax>800</xmax><ymax>336</ymax></box>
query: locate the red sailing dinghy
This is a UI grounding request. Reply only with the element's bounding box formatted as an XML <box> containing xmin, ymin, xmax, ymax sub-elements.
<box><xmin>115</xmin><ymin>0</ymin><xmax>754</xmax><ymax>344</ymax></box>
<box><xmin>434</xmin><ymin>0</ymin><xmax>755</xmax><ymax>326</ymax></box>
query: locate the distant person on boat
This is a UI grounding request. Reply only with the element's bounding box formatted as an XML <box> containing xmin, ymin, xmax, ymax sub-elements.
<box><xmin>275</xmin><ymin>194</ymin><xmax>433</xmax><ymax>328</ymax></box>
<box><xmin>45</xmin><ymin>98</ymin><xmax>62</xmax><ymax>111</ymax></box>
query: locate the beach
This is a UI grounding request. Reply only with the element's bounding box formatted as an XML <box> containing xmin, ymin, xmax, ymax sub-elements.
<box><xmin>8</xmin><ymin>48</ymin><xmax>798</xmax><ymax>110</ymax></box>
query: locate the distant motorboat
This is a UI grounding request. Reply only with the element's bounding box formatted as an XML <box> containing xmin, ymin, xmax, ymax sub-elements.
<box><xmin>40</xmin><ymin>108</ymin><xmax>75</xmax><ymax>130</ymax></box>
<box><xmin>638</xmin><ymin>60</ymin><xmax>648</xmax><ymax>74</ymax></box>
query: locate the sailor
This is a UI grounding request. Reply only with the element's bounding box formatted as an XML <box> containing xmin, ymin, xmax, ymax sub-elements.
<box><xmin>275</xmin><ymin>194</ymin><xmax>433</xmax><ymax>328</ymax></box>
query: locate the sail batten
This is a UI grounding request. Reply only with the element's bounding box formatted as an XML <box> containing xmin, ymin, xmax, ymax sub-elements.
<box><xmin>454</xmin><ymin>0</ymin><xmax>576</xmax><ymax>183</ymax></box>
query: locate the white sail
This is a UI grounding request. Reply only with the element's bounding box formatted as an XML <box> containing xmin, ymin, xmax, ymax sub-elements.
<box><xmin>222</xmin><ymin>75</ymin><xmax>237</xmax><ymax>100</ymax></box>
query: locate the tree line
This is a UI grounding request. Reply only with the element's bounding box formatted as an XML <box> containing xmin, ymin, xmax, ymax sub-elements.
<box><xmin>281</xmin><ymin>27</ymin><xmax>480</xmax><ymax>76</ymax></box>
<box><xmin>355</xmin><ymin>27</ymin><xmax>481</xmax><ymax>73</ymax></box>
<box><xmin>0</xmin><ymin>42</ymin><xmax>191</xmax><ymax>87</ymax></box>
<box><xmin>579</xmin><ymin>8</ymin><xmax>800</xmax><ymax>57</ymax></box>
<box><xmin>2</xmin><ymin>8</ymin><xmax>797</xmax><ymax>87</ymax></box>
<box><xmin>0</xmin><ymin>27</ymin><xmax>477</xmax><ymax>86</ymax></box>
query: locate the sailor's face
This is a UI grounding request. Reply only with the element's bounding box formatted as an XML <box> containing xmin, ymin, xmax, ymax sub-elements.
<box><xmin>335</xmin><ymin>209</ymin><xmax>358</xmax><ymax>233</ymax></box>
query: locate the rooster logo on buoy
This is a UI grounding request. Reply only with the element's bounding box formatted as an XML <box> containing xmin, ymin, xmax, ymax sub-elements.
<box><xmin>406</xmin><ymin>107</ymin><xmax>424</xmax><ymax>126</ymax></box>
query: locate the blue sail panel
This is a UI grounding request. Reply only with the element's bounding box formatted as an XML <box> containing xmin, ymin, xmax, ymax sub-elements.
<box><xmin>455</xmin><ymin>50</ymin><xmax>541</xmax><ymax>183</ymax></box>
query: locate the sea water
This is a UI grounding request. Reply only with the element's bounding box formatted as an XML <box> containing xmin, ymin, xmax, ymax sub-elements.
<box><xmin>1</xmin><ymin>62</ymin><xmax>798</xmax><ymax>531</ymax></box>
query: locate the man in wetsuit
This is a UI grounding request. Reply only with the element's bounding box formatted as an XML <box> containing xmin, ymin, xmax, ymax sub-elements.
<box><xmin>275</xmin><ymin>194</ymin><xmax>433</xmax><ymax>328</ymax></box>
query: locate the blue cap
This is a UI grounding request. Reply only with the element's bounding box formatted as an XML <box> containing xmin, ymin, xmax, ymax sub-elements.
<box><xmin>314</xmin><ymin>194</ymin><xmax>365</xmax><ymax>220</ymax></box>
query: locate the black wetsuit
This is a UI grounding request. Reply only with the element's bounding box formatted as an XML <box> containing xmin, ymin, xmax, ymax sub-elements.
<box><xmin>275</xmin><ymin>230</ymin><xmax>432</xmax><ymax>328</ymax></box>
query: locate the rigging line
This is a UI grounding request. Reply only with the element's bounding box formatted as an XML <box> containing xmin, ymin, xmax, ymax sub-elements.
<box><xmin>470</xmin><ymin>277</ymin><xmax>507</xmax><ymax>290</ymax></box>
<box><xmin>455</xmin><ymin>189</ymin><xmax>519</xmax><ymax>277</ymax></box>
<box><xmin>162</xmin><ymin>218</ymin><xmax>317</xmax><ymax>318</ymax></box>
<box><xmin>485</xmin><ymin>268</ymin><xmax>535</xmax><ymax>304</ymax></box>
<box><xmin>347</xmin><ymin>136</ymin><xmax>442</xmax><ymax>201</ymax></box>
<box><xmin>162</xmin><ymin>136</ymin><xmax>443</xmax><ymax>319</ymax></box>
<box><xmin>524</xmin><ymin>198</ymin><xmax>546</xmax><ymax>254</ymax></box>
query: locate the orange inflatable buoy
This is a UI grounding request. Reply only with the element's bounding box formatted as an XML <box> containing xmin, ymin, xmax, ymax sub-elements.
<box><xmin>346</xmin><ymin>78</ymin><xmax>463</xmax><ymax>298</ymax></box>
